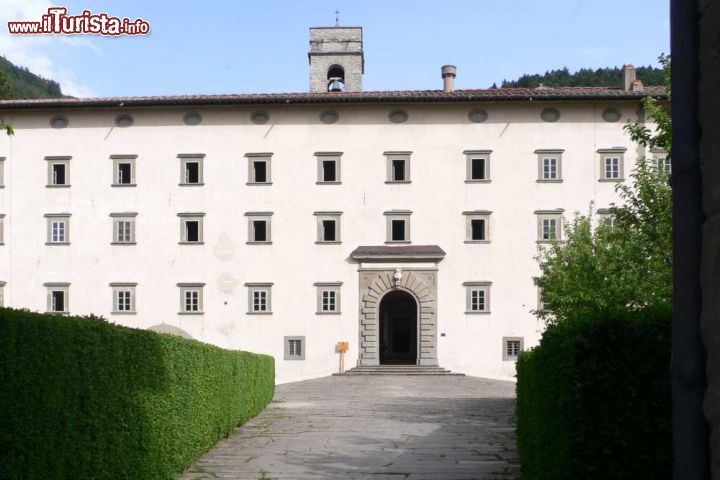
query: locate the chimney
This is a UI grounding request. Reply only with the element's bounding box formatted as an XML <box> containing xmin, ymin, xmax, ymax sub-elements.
<box><xmin>442</xmin><ymin>65</ymin><xmax>457</xmax><ymax>93</ymax></box>
<box><xmin>630</xmin><ymin>79</ymin><xmax>644</xmax><ymax>93</ymax></box>
<box><xmin>621</xmin><ymin>64</ymin><xmax>636</xmax><ymax>91</ymax></box>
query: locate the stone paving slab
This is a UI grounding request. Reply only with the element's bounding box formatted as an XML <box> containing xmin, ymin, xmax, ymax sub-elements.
<box><xmin>180</xmin><ymin>375</ymin><xmax>519</xmax><ymax>480</ymax></box>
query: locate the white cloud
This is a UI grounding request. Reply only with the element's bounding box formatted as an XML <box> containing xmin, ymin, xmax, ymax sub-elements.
<box><xmin>0</xmin><ymin>0</ymin><xmax>99</xmax><ymax>97</ymax></box>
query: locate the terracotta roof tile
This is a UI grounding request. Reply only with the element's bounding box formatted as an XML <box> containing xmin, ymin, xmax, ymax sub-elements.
<box><xmin>0</xmin><ymin>86</ymin><xmax>666</xmax><ymax>110</ymax></box>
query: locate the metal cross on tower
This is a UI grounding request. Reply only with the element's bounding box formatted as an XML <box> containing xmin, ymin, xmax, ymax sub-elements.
<box><xmin>334</xmin><ymin>9</ymin><xmax>341</xmax><ymax>26</ymax></box>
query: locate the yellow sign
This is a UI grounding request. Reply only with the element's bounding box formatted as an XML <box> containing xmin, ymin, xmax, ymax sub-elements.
<box><xmin>336</xmin><ymin>341</ymin><xmax>349</xmax><ymax>352</ymax></box>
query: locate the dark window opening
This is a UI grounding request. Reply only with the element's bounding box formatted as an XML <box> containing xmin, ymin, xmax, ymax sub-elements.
<box><xmin>471</xmin><ymin>158</ymin><xmax>486</xmax><ymax>180</ymax></box>
<box><xmin>471</xmin><ymin>219</ymin><xmax>485</xmax><ymax>240</ymax></box>
<box><xmin>185</xmin><ymin>221</ymin><xmax>199</xmax><ymax>242</ymax></box>
<box><xmin>392</xmin><ymin>160</ymin><xmax>406</xmax><ymax>181</ymax></box>
<box><xmin>253</xmin><ymin>220</ymin><xmax>267</xmax><ymax>242</ymax></box>
<box><xmin>322</xmin><ymin>160</ymin><xmax>337</xmax><ymax>182</ymax></box>
<box><xmin>322</xmin><ymin>220</ymin><xmax>336</xmax><ymax>242</ymax></box>
<box><xmin>118</xmin><ymin>163</ymin><xmax>132</xmax><ymax>184</ymax></box>
<box><xmin>253</xmin><ymin>161</ymin><xmax>267</xmax><ymax>183</ymax></box>
<box><xmin>52</xmin><ymin>164</ymin><xmax>66</xmax><ymax>185</ymax></box>
<box><xmin>52</xmin><ymin>291</ymin><xmax>65</xmax><ymax>312</ymax></box>
<box><xmin>185</xmin><ymin>162</ymin><xmax>200</xmax><ymax>183</ymax></box>
<box><xmin>391</xmin><ymin>220</ymin><xmax>406</xmax><ymax>241</ymax></box>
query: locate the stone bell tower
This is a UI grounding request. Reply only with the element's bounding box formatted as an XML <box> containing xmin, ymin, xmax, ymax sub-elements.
<box><xmin>308</xmin><ymin>26</ymin><xmax>364</xmax><ymax>93</ymax></box>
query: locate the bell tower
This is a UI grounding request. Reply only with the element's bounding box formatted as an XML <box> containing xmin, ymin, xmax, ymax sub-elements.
<box><xmin>308</xmin><ymin>26</ymin><xmax>364</xmax><ymax>93</ymax></box>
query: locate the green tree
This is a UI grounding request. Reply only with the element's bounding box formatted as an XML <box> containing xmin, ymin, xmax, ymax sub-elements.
<box><xmin>0</xmin><ymin>71</ymin><xmax>14</xmax><ymax>135</ymax></box>
<box><xmin>534</xmin><ymin>55</ymin><xmax>671</xmax><ymax>324</ymax></box>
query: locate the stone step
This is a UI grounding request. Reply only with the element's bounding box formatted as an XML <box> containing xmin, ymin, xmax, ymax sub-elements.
<box><xmin>335</xmin><ymin>365</ymin><xmax>464</xmax><ymax>376</ymax></box>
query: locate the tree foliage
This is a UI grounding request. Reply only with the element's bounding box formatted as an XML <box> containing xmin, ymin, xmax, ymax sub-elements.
<box><xmin>501</xmin><ymin>65</ymin><xmax>665</xmax><ymax>89</ymax></box>
<box><xmin>0</xmin><ymin>55</ymin><xmax>64</xmax><ymax>99</ymax></box>
<box><xmin>534</xmin><ymin>55</ymin><xmax>671</xmax><ymax>324</ymax></box>
<box><xmin>624</xmin><ymin>54</ymin><xmax>671</xmax><ymax>153</ymax></box>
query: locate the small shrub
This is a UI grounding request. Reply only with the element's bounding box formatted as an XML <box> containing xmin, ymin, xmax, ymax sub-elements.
<box><xmin>0</xmin><ymin>308</ymin><xmax>274</xmax><ymax>479</ymax></box>
<box><xmin>516</xmin><ymin>306</ymin><xmax>671</xmax><ymax>479</ymax></box>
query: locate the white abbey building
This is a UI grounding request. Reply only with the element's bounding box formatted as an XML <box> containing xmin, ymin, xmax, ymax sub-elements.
<box><xmin>0</xmin><ymin>27</ymin><xmax>666</xmax><ymax>384</ymax></box>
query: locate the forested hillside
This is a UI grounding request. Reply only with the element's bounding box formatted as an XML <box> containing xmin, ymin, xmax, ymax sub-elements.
<box><xmin>500</xmin><ymin>65</ymin><xmax>663</xmax><ymax>88</ymax></box>
<box><xmin>0</xmin><ymin>56</ymin><xmax>64</xmax><ymax>99</ymax></box>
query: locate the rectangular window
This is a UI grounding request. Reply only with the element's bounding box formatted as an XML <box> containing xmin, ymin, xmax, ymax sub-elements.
<box><xmin>385</xmin><ymin>152</ymin><xmax>412</xmax><ymax>183</ymax></box>
<box><xmin>253</xmin><ymin>290</ymin><xmax>268</xmax><ymax>311</ymax></box>
<box><xmin>323</xmin><ymin>161</ymin><xmax>336</xmax><ymax>182</ymax></box>
<box><xmin>186</xmin><ymin>221</ymin><xmax>199</xmax><ymax>241</ymax></box>
<box><xmin>0</xmin><ymin>215</ymin><xmax>4</xmax><ymax>244</ymax></box>
<box><xmin>289</xmin><ymin>339</ymin><xmax>302</xmax><ymax>356</ymax></box>
<box><xmin>253</xmin><ymin>161</ymin><xmax>267</xmax><ymax>182</ymax></box>
<box><xmin>598</xmin><ymin>149</ymin><xmax>625</xmax><ymax>181</ymax></box>
<box><xmin>316</xmin><ymin>152</ymin><xmax>342</xmax><ymax>184</ymax></box>
<box><xmin>536</xmin><ymin>211</ymin><xmax>563</xmax><ymax>242</ymax></box>
<box><xmin>178</xmin><ymin>283</ymin><xmax>204</xmax><ymax>314</ymax></box>
<box><xmin>117</xmin><ymin>221</ymin><xmax>132</xmax><ymax>242</ymax></box>
<box><xmin>179</xmin><ymin>154</ymin><xmax>205</xmax><ymax>185</ymax></box>
<box><xmin>53</xmin><ymin>163</ymin><xmax>67</xmax><ymax>185</ymax></box>
<box><xmin>542</xmin><ymin>218</ymin><xmax>557</xmax><ymax>240</ymax></box>
<box><xmin>111</xmin><ymin>283</ymin><xmax>137</xmax><ymax>314</ymax></box>
<box><xmin>185</xmin><ymin>290</ymin><xmax>199</xmax><ymax>311</ymax></box>
<box><xmin>471</xmin><ymin>219</ymin><xmax>485</xmax><ymax>240</ymax></box>
<box><xmin>46</xmin><ymin>156</ymin><xmax>71</xmax><ymax>187</ymax></box>
<box><xmin>464</xmin><ymin>211</ymin><xmax>491</xmax><ymax>243</ymax></box>
<box><xmin>464</xmin><ymin>281</ymin><xmax>491</xmax><ymax>313</ymax></box>
<box><xmin>118</xmin><ymin>163</ymin><xmax>132</xmax><ymax>183</ymax></box>
<box><xmin>111</xmin><ymin>213</ymin><xmax>137</xmax><ymax>244</ymax></box>
<box><xmin>45</xmin><ymin>283</ymin><xmax>70</xmax><ymax>314</ymax></box>
<box><xmin>542</xmin><ymin>158</ymin><xmax>557</xmax><ymax>179</ymax></box>
<box><xmin>315</xmin><ymin>282</ymin><xmax>342</xmax><ymax>314</ymax></box>
<box><xmin>179</xmin><ymin>213</ymin><xmax>204</xmax><ymax>244</ymax></box>
<box><xmin>246</xmin><ymin>213</ymin><xmax>273</xmax><ymax>243</ymax></box>
<box><xmin>471</xmin><ymin>289</ymin><xmax>485</xmax><ymax>311</ymax></box>
<box><xmin>46</xmin><ymin>214</ymin><xmax>70</xmax><ymax>244</ymax></box>
<box><xmin>464</xmin><ymin>150</ymin><xmax>492</xmax><ymax>182</ymax></box>
<box><xmin>535</xmin><ymin>150</ymin><xmax>563</xmax><ymax>182</ymax></box>
<box><xmin>52</xmin><ymin>290</ymin><xmax>65</xmax><ymax>312</ymax></box>
<box><xmin>471</xmin><ymin>159</ymin><xmax>486</xmax><ymax>180</ymax></box>
<box><xmin>322</xmin><ymin>220</ymin><xmax>336</xmax><ymax>241</ymax></box>
<box><xmin>52</xmin><ymin>221</ymin><xmax>65</xmax><ymax>242</ymax></box>
<box><xmin>503</xmin><ymin>337</ymin><xmax>524</xmax><ymax>361</ymax></box>
<box><xmin>0</xmin><ymin>157</ymin><xmax>4</xmax><ymax>187</ymax></box>
<box><xmin>246</xmin><ymin>153</ymin><xmax>272</xmax><ymax>184</ymax></box>
<box><xmin>656</xmin><ymin>154</ymin><xmax>671</xmax><ymax>174</ymax></box>
<box><xmin>284</xmin><ymin>336</ymin><xmax>305</xmax><ymax>360</ymax></box>
<box><xmin>605</xmin><ymin>157</ymin><xmax>619</xmax><ymax>179</ymax></box>
<box><xmin>322</xmin><ymin>290</ymin><xmax>336</xmax><ymax>311</ymax></box>
<box><xmin>392</xmin><ymin>220</ymin><xmax>405</xmax><ymax>241</ymax></box>
<box><xmin>0</xmin><ymin>281</ymin><xmax>5</xmax><ymax>307</ymax></box>
<box><xmin>315</xmin><ymin>212</ymin><xmax>342</xmax><ymax>243</ymax></box>
<box><xmin>385</xmin><ymin>211</ymin><xmax>411</xmax><ymax>243</ymax></box>
<box><xmin>392</xmin><ymin>160</ymin><xmax>406</xmax><ymax>181</ymax></box>
<box><xmin>111</xmin><ymin>155</ymin><xmax>137</xmax><ymax>186</ymax></box>
<box><xmin>185</xmin><ymin>162</ymin><xmax>199</xmax><ymax>183</ymax></box>
<box><xmin>253</xmin><ymin>220</ymin><xmax>267</xmax><ymax>241</ymax></box>
<box><xmin>246</xmin><ymin>283</ymin><xmax>273</xmax><ymax>314</ymax></box>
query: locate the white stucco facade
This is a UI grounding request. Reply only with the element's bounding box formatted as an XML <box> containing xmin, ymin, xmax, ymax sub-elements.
<box><xmin>0</xmin><ymin>97</ymin><xmax>662</xmax><ymax>384</ymax></box>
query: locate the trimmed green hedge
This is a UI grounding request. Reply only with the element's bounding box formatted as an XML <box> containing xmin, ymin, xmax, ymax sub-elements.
<box><xmin>0</xmin><ymin>308</ymin><xmax>274</xmax><ymax>479</ymax></box>
<box><xmin>516</xmin><ymin>306</ymin><xmax>671</xmax><ymax>479</ymax></box>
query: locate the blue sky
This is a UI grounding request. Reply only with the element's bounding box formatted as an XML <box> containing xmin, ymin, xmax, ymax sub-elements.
<box><xmin>1</xmin><ymin>0</ymin><xmax>669</xmax><ymax>97</ymax></box>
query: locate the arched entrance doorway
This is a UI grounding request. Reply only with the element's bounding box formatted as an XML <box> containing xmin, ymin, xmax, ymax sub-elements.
<box><xmin>379</xmin><ymin>290</ymin><xmax>418</xmax><ymax>365</ymax></box>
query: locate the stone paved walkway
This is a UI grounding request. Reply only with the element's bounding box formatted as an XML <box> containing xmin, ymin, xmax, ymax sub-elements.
<box><xmin>180</xmin><ymin>376</ymin><xmax>519</xmax><ymax>480</ymax></box>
